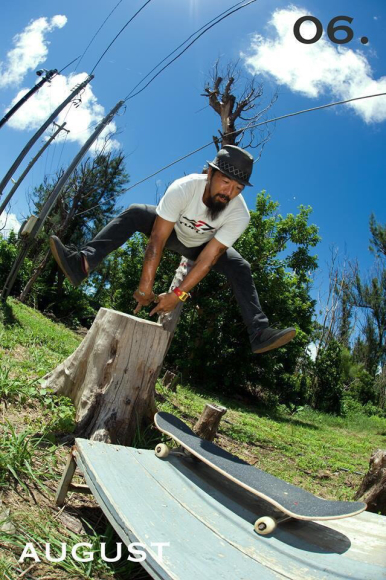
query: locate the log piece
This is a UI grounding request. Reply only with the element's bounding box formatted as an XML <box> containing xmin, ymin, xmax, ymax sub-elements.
<box><xmin>194</xmin><ymin>403</ymin><xmax>227</xmax><ymax>441</ymax></box>
<box><xmin>42</xmin><ymin>308</ymin><xmax>169</xmax><ymax>445</ymax></box>
<box><xmin>354</xmin><ymin>449</ymin><xmax>386</xmax><ymax>515</ymax></box>
<box><xmin>43</xmin><ymin>258</ymin><xmax>193</xmax><ymax>446</ymax></box>
<box><xmin>162</xmin><ymin>370</ymin><xmax>178</xmax><ymax>392</ymax></box>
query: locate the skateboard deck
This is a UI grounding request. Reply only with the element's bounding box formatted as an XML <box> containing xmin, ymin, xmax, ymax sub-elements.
<box><xmin>154</xmin><ymin>412</ymin><xmax>366</xmax><ymax>533</ymax></box>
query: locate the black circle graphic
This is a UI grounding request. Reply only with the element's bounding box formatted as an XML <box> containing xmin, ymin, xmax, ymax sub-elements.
<box><xmin>293</xmin><ymin>16</ymin><xmax>323</xmax><ymax>44</ymax></box>
<box><xmin>361</xmin><ymin>36</ymin><xmax>369</xmax><ymax>44</ymax></box>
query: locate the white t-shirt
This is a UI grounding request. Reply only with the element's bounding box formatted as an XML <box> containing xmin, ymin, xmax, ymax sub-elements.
<box><xmin>156</xmin><ymin>174</ymin><xmax>250</xmax><ymax>248</ymax></box>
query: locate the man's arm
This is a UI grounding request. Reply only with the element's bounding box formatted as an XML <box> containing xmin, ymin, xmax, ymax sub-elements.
<box><xmin>179</xmin><ymin>238</ymin><xmax>227</xmax><ymax>293</ymax></box>
<box><xmin>133</xmin><ymin>216</ymin><xmax>175</xmax><ymax>313</ymax></box>
<box><xmin>149</xmin><ymin>238</ymin><xmax>227</xmax><ymax>315</ymax></box>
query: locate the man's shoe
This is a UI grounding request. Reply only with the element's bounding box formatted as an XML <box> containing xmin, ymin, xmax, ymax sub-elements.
<box><xmin>252</xmin><ymin>327</ymin><xmax>296</xmax><ymax>354</ymax></box>
<box><xmin>49</xmin><ymin>236</ymin><xmax>88</xmax><ymax>287</ymax></box>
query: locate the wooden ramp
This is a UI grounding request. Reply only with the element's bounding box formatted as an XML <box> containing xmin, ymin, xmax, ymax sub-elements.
<box><xmin>73</xmin><ymin>439</ymin><xmax>386</xmax><ymax>580</ymax></box>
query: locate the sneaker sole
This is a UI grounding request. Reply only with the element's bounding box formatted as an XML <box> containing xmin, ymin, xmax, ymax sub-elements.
<box><xmin>254</xmin><ymin>329</ymin><xmax>296</xmax><ymax>354</ymax></box>
<box><xmin>49</xmin><ymin>236</ymin><xmax>82</xmax><ymax>287</ymax></box>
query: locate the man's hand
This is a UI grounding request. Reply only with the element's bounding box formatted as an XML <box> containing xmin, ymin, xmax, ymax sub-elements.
<box><xmin>133</xmin><ymin>288</ymin><xmax>157</xmax><ymax>314</ymax></box>
<box><xmin>149</xmin><ymin>292</ymin><xmax>180</xmax><ymax>316</ymax></box>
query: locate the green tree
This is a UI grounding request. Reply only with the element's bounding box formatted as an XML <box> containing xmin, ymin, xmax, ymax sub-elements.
<box><xmin>352</xmin><ymin>267</ymin><xmax>386</xmax><ymax>376</ymax></box>
<box><xmin>348</xmin><ymin>214</ymin><xmax>386</xmax><ymax>408</ymax></box>
<box><xmin>313</xmin><ymin>339</ymin><xmax>343</xmax><ymax>414</ymax></box>
<box><xmin>369</xmin><ymin>213</ymin><xmax>386</xmax><ymax>258</ymax></box>
<box><xmin>0</xmin><ymin>231</ymin><xmax>35</xmax><ymax>297</ymax></box>
<box><xmin>19</xmin><ymin>151</ymin><xmax>129</xmax><ymax>325</ymax></box>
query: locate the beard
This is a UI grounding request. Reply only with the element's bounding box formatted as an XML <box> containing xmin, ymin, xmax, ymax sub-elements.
<box><xmin>205</xmin><ymin>191</ymin><xmax>230</xmax><ymax>221</ymax></box>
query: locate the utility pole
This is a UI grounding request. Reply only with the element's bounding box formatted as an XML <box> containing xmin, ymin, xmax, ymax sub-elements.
<box><xmin>1</xmin><ymin>100</ymin><xmax>124</xmax><ymax>301</ymax></box>
<box><xmin>0</xmin><ymin>69</ymin><xmax>58</xmax><ymax>130</ymax></box>
<box><xmin>0</xmin><ymin>122</ymin><xmax>69</xmax><ymax>217</ymax></box>
<box><xmin>0</xmin><ymin>75</ymin><xmax>94</xmax><ymax>199</ymax></box>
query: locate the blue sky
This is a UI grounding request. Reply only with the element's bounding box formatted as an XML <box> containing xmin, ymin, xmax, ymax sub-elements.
<box><xmin>0</xmin><ymin>0</ymin><xmax>385</xmax><ymax>311</ymax></box>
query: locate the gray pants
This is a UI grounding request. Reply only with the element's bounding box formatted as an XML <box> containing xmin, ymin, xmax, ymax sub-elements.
<box><xmin>81</xmin><ymin>204</ymin><xmax>269</xmax><ymax>346</ymax></box>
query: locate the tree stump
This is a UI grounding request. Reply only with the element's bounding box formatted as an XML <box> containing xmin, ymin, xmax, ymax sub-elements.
<box><xmin>43</xmin><ymin>257</ymin><xmax>194</xmax><ymax>446</ymax></box>
<box><xmin>162</xmin><ymin>370</ymin><xmax>178</xmax><ymax>392</ymax></box>
<box><xmin>194</xmin><ymin>403</ymin><xmax>227</xmax><ymax>441</ymax></box>
<box><xmin>42</xmin><ymin>308</ymin><xmax>169</xmax><ymax>445</ymax></box>
<box><xmin>354</xmin><ymin>449</ymin><xmax>386</xmax><ymax>515</ymax></box>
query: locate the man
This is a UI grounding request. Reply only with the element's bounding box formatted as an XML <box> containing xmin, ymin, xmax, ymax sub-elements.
<box><xmin>50</xmin><ymin>145</ymin><xmax>295</xmax><ymax>353</ymax></box>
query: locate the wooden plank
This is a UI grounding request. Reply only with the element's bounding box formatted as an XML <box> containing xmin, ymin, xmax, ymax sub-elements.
<box><xmin>136</xmin><ymin>445</ymin><xmax>386</xmax><ymax>579</ymax></box>
<box><xmin>74</xmin><ymin>439</ymin><xmax>281</xmax><ymax>580</ymax></box>
<box><xmin>68</xmin><ymin>483</ymin><xmax>92</xmax><ymax>494</ymax></box>
<box><xmin>55</xmin><ymin>451</ymin><xmax>76</xmax><ymax>507</ymax></box>
<box><xmin>73</xmin><ymin>440</ymin><xmax>386</xmax><ymax>580</ymax></box>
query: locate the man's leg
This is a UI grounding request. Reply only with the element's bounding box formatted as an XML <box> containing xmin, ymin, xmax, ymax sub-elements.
<box><xmin>212</xmin><ymin>248</ymin><xmax>268</xmax><ymax>341</ymax></box>
<box><xmin>213</xmin><ymin>248</ymin><xmax>295</xmax><ymax>353</ymax></box>
<box><xmin>49</xmin><ymin>204</ymin><xmax>159</xmax><ymax>286</ymax></box>
<box><xmin>80</xmin><ymin>204</ymin><xmax>157</xmax><ymax>271</ymax></box>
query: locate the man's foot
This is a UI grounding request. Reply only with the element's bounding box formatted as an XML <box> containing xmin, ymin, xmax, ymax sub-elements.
<box><xmin>49</xmin><ymin>236</ymin><xmax>89</xmax><ymax>287</ymax></box>
<box><xmin>252</xmin><ymin>327</ymin><xmax>296</xmax><ymax>354</ymax></box>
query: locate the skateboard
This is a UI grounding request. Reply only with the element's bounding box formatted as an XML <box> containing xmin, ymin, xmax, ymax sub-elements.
<box><xmin>154</xmin><ymin>412</ymin><xmax>367</xmax><ymax>535</ymax></box>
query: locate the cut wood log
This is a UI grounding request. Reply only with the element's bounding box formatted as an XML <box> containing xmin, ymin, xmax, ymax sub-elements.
<box><xmin>162</xmin><ymin>370</ymin><xmax>178</xmax><ymax>392</ymax></box>
<box><xmin>354</xmin><ymin>449</ymin><xmax>386</xmax><ymax>515</ymax></box>
<box><xmin>194</xmin><ymin>403</ymin><xmax>227</xmax><ymax>441</ymax></box>
<box><xmin>43</xmin><ymin>308</ymin><xmax>169</xmax><ymax>445</ymax></box>
<box><xmin>43</xmin><ymin>257</ymin><xmax>194</xmax><ymax>446</ymax></box>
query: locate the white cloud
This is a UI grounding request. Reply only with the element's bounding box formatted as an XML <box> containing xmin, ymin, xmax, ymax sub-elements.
<box><xmin>0</xmin><ymin>212</ymin><xmax>21</xmax><ymax>238</ymax></box>
<box><xmin>242</xmin><ymin>5</ymin><xmax>386</xmax><ymax>124</ymax></box>
<box><xmin>0</xmin><ymin>15</ymin><xmax>67</xmax><ymax>89</ymax></box>
<box><xmin>6</xmin><ymin>73</ymin><xmax>120</xmax><ymax>152</ymax></box>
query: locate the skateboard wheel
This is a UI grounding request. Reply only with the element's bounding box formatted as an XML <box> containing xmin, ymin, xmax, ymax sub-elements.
<box><xmin>155</xmin><ymin>443</ymin><xmax>170</xmax><ymax>458</ymax></box>
<box><xmin>254</xmin><ymin>517</ymin><xmax>276</xmax><ymax>535</ymax></box>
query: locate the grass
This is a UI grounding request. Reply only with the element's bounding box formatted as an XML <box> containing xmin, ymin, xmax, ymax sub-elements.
<box><xmin>0</xmin><ymin>296</ymin><xmax>385</xmax><ymax>577</ymax></box>
<box><xmin>0</xmin><ymin>508</ymin><xmax>148</xmax><ymax>580</ymax></box>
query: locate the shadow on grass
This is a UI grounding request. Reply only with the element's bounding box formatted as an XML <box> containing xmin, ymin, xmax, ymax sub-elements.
<box><xmin>175</xmin><ymin>381</ymin><xmax>320</xmax><ymax>431</ymax></box>
<box><xmin>0</xmin><ymin>299</ymin><xmax>21</xmax><ymax>328</ymax></box>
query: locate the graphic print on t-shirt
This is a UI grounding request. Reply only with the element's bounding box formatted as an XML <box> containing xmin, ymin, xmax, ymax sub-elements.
<box><xmin>156</xmin><ymin>174</ymin><xmax>250</xmax><ymax>248</ymax></box>
<box><xmin>180</xmin><ymin>215</ymin><xmax>216</xmax><ymax>235</ymax></box>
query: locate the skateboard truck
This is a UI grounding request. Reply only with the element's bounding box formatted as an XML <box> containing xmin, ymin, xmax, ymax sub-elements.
<box><xmin>254</xmin><ymin>515</ymin><xmax>292</xmax><ymax>535</ymax></box>
<box><xmin>155</xmin><ymin>443</ymin><xmax>192</xmax><ymax>459</ymax></box>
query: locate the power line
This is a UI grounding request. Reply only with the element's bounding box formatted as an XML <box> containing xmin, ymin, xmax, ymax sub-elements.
<box><xmin>124</xmin><ymin>91</ymin><xmax>386</xmax><ymax>191</ymax></box>
<box><xmin>74</xmin><ymin>0</ymin><xmax>126</xmax><ymax>74</ymax></box>
<box><xmin>42</xmin><ymin>2</ymin><xmax>253</xmax><ymax>182</ymax></box>
<box><xmin>124</xmin><ymin>0</ymin><xmax>249</xmax><ymax>100</ymax></box>
<box><xmin>247</xmin><ymin>92</ymin><xmax>386</xmax><ymax>135</ymax></box>
<box><xmin>90</xmin><ymin>0</ymin><xmax>153</xmax><ymax>75</ymax></box>
<box><xmin>124</xmin><ymin>0</ymin><xmax>257</xmax><ymax>101</ymax></box>
<box><xmin>48</xmin><ymin>3</ymin><xmax>127</xmax><ymax>175</ymax></box>
<box><xmin>47</xmin><ymin>1</ymin><xmax>132</xmax><ymax>175</ymax></box>
<box><xmin>59</xmin><ymin>55</ymin><xmax>82</xmax><ymax>74</ymax></box>
<box><xmin>75</xmin><ymin>90</ymin><xmax>386</xmax><ymax>219</ymax></box>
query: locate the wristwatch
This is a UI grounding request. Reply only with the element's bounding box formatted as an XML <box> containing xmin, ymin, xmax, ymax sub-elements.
<box><xmin>172</xmin><ymin>287</ymin><xmax>190</xmax><ymax>302</ymax></box>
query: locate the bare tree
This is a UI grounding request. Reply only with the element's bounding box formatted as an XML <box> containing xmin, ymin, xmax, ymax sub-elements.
<box><xmin>202</xmin><ymin>59</ymin><xmax>277</xmax><ymax>159</ymax></box>
<box><xmin>314</xmin><ymin>246</ymin><xmax>355</xmax><ymax>358</ymax></box>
